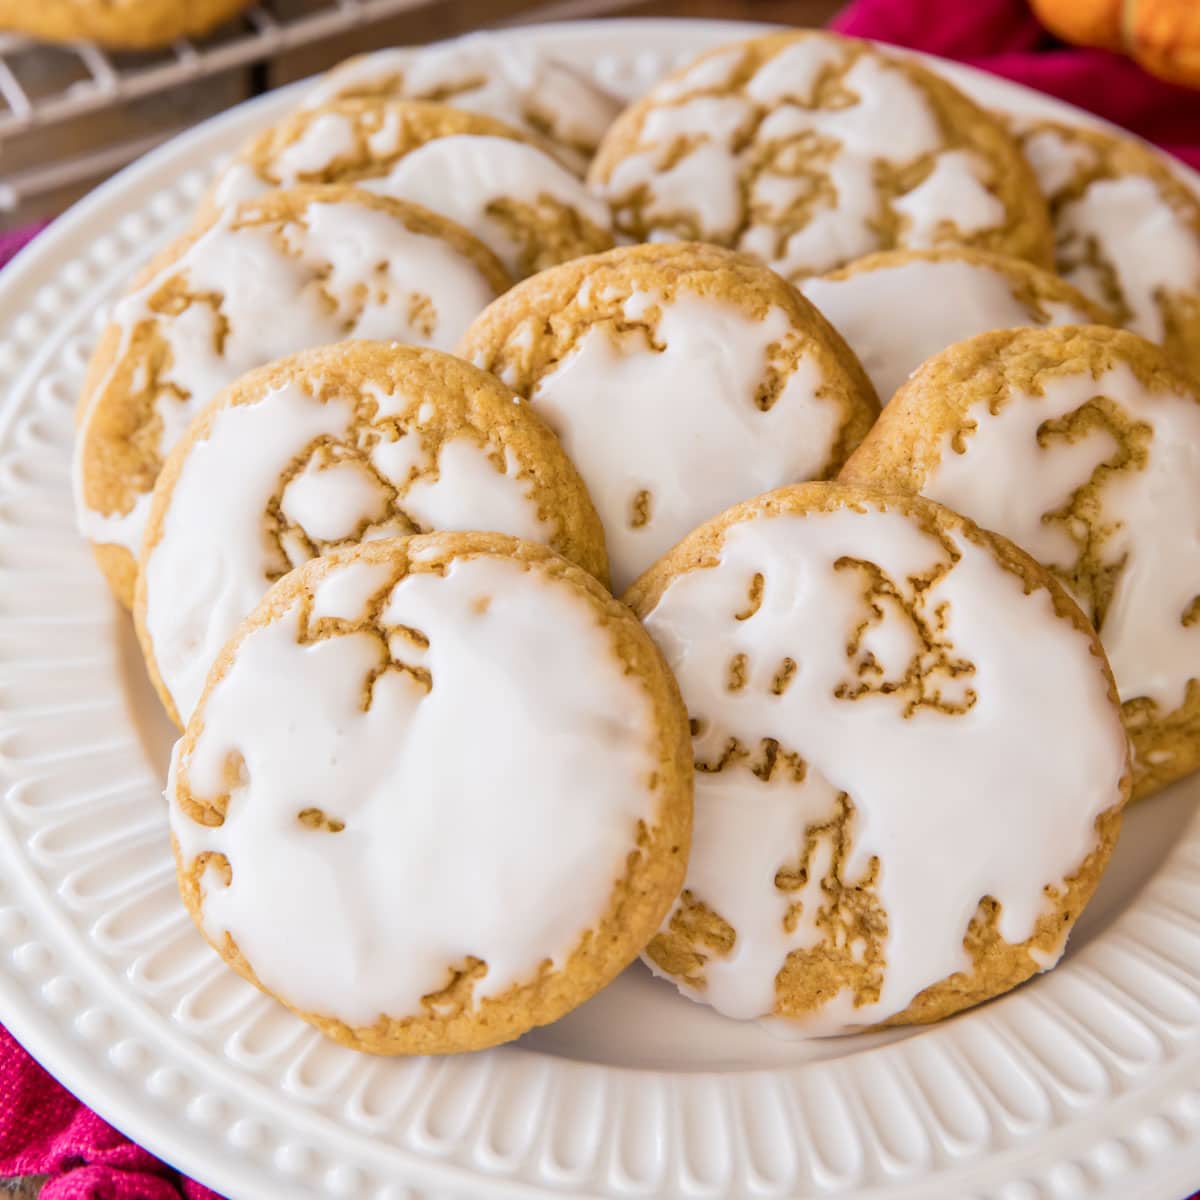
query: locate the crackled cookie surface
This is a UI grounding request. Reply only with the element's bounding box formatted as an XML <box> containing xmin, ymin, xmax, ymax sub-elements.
<box><xmin>460</xmin><ymin>242</ymin><xmax>878</xmax><ymax>591</ymax></box>
<box><xmin>137</xmin><ymin>343</ymin><xmax>608</xmax><ymax>728</ymax></box>
<box><xmin>627</xmin><ymin>483</ymin><xmax>1127</xmax><ymax>1032</ymax></box>
<box><xmin>802</xmin><ymin>247</ymin><xmax>1110</xmax><ymax>403</ymax></box>
<box><xmin>1017</xmin><ymin>120</ymin><xmax>1200</xmax><ymax>371</ymax></box>
<box><xmin>169</xmin><ymin>533</ymin><xmax>692</xmax><ymax>1055</ymax></box>
<box><xmin>841</xmin><ymin>325</ymin><xmax>1200</xmax><ymax>799</ymax></box>
<box><xmin>75</xmin><ymin>186</ymin><xmax>508</xmax><ymax>608</ymax></box>
<box><xmin>210</xmin><ymin>99</ymin><xmax>613</xmax><ymax>278</ymax></box>
<box><xmin>303</xmin><ymin>34</ymin><xmax>622</xmax><ymax>175</ymax></box>
<box><xmin>589</xmin><ymin>31</ymin><xmax>1053</xmax><ymax>282</ymax></box>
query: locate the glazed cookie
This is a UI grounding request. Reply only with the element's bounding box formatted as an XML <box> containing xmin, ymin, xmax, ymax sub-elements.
<box><xmin>209</xmin><ymin>99</ymin><xmax>614</xmax><ymax>279</ymax></box>
<box><xmin>137</xmin><ymin>342</ymin><xmax>609</xmax><ymax>728</ymax></box>
<box><xmin>302</xmin><ymin>34</ymin><xmax>622</xmax><ymax>175</ymax></box>
<box><xmin>459</xmin><ymin>242</ymin><xmax>879</xmax><ymax>591</ymax></box>
<box><xmin>627</xmin><ymin>482</ymin><xmax>1128</xmax><ymax>1032</ymax></box>
<box><xmin>1016</xmin><ymin>120</ymin><xmax>1200</xmax><ymax>372</ymax></box>
<box><xmin>75</xmin><ymin>185</ymin><xmax>508</xmax><ymax>608</ymax></box>
<box><xmin>840</xmin><ymin>325</ymin><xmax>1200</xmax><ymax>799</ymax></box>
<box><xmin>802</xmin><ymin>247</ymin><xmax>1111</xmax><ymax>402</ymax></box>
<box><xmin>169</xmin><ymin>532</ymin><xmax>693</xmax><ymax>1055</ymax></box>
<box><xmin>589</xmin><ymin>31</ymin><xmax>1054</xmax><ymax>282</ymax></box>
<box><xmin>0</xmin><ymin>0</ymin><xmax>250</xmax><ymax>49</ymax></box>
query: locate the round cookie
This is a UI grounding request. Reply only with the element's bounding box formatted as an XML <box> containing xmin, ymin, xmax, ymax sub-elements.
<box><xmin>840</xmin><ymin>325</ymin><xmax>1200</xmax><ymax>800</ymax></box>
<box><xmin>458</xmin><ymin>242</ymin><xmax>879</xmax><ymax>592</ymax></box>
<box><xmin>589</xmin><ymin>31</ymin><xmax>1054</xmax><ymax>282</ymax></box>
<box><xmin>626</xmin><ymin>482</ymin><xmax>1128</xmax><ymax>1032</ymax></box>
<box><xmin>209</xmin><ymin>99</ymin><xmax>614</xmax><ymax>279</ymax></box>
<box><xmin>137</xmin><ymin>342</ymin><xmax>609</xmax><ymax>728</ymax></box>
<box><xmin>169</xmin><ymin>531</ymin><xmax>693</xmax><ymax>1055</ymax></box>
<box><xmin>0</xmin><ymin>0</ymin><xmax>250</xmax><ymax>48</ymax></box>
<box><xmin>802</xmin><ymin>247</ymin><xmax>1112</xmax><ymax>403</ymax></box>
<box><xmin>302</xmin><ymin>34</ymin><xmax>622</xmax><ymax>175</ymax></box>
<box><xmin>74</xmin><ymin>185</ymin><xmax>508</xmax><ymax>609</ymax></box>
<box><xmin>1016</xmin><ymin>119</ymin><xmax>1200</xmax><ymax>374</ymax></box>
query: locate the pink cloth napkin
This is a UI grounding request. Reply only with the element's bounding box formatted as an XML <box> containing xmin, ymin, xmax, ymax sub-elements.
<box><xmin>4</xmin><ymin>4</ymin><xmax>1200</xmax><ymax>1193</ymax></box>
<box><xmin>0</xmin><ymin>222</ymin><xmax>48</xmax><ymax>269</ymax></box>
<box><xmin>0</xmin><ymin>1027</ymin><xmax>221</xmax><ymax>1198</ymax></box>
<box><xmin>831</xmin><ymin>0</ymin><xmax>1200</xmax><ymax>169</ymax></box>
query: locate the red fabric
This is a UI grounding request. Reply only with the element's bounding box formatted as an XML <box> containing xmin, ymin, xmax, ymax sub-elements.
<box><xmin>0</xmin><ymin>222</ymin><xmax>48</xmax><ymax>270</ymax></box>
<box><xmin>0</xmin><ymin>1027</ymin><xmax>222</xmax><ymax>1198</ymax></box>
<box><xmin>831</xmin><ymin>0</ymin><xmax>1200</xmax><ymax>170</ymax></box>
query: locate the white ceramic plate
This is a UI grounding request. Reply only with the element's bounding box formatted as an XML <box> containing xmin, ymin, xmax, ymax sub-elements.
<box><xmin>2</xmin><ymin>18</ymin><xmax>1200</xmax><ymax>1200</ymax></box>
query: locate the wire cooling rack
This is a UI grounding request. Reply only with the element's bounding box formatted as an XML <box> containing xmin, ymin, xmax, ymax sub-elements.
<box><xmin>0</xmin><ymin>0</ymin><xmax>645</xmax><ymax>217</ymax></box>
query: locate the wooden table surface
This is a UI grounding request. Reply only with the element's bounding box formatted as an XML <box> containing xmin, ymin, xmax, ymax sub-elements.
<box><xmin>0</xmin><ymin>1</ymin><xmax>840</xmax><ymax>1194</ymax></box>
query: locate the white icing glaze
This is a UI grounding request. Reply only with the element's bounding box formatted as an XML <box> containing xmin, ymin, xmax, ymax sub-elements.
<box><xmin>606</xmin><ymin>97</ymin><xmax>753</xmax><ymax>240</ymax></box>
<box><xmin>653</xmin><ymin>46</ymin><xmax>745</xmax><ymax>102</ymax></box>
<box><xmin>755</xmin><ymin>54</ymin><xmax>942</xmax><ymax>164</ymax></box>
<box><xmin>218</xmin><ymin>125</ymin><xmax>609</xmax><ymax>280</ymax></box>
<box><xmin>302</xmin><ymin>34</ymin><xmax>621</xmax><ymax>169</ymax></box>
<box><xmin>1019</xmin><ymin>124</ymin><xmax>1200</xmax><ymax>341</ymax></box>
<box><xmin>168</xmin><ymin>551</ymin><xmax>660</xmax><ymax>1025</ymax></box>
<box><xmin>801</xmin><ymin>257</ymin><xmax>1095</xmax><ymax>402</ymax></box>
<box><xmin>891</xmin><ymin>151</ymin><xmax>1006</xmax><ymax>244</ymax></box>
<box><xmin>280</xmin><ymin>458</ymin><xmax>389</xmax><ymax>543</ymax></box>
<box><xmin>1055</xmin><ymin>174</ymin><xmax>1200</xmax><ymax>341</ymax></box>
<box><xmin>641</xmin><ymin>503</ymin><xmax>1125</xmax><ymax>1030</ymax></box>
<box><xmin>399</xmin><ymin>440</ymin><xmax>549</xmax><ymax>542</ymax></box>
<box><xmin>143</xmin><ymin>377</ymin><xmax>554</xmax><ymax>723</ymax></box>
<box><xmin>359</xmin><ymin>135</ymin><xmax>611</xmax><ymax>277</ymax></box>
<box><xmin>75</xmin><ymin>197</ymin><xmax>499</xmax><ymax>555</ymax></box>
<box><xmin>919</xmin><ymin>361</ymin><xmax>1200</xmax><ymax>713</ymax></box>
<box><xmin>207</xmin><ymin>161</ymin><xmax>261</xmax><ymax>210</ymax></box>
<box><xmin>212</xmin><ymin>110</ymin><xmax>362</xmax><ymax>209</ymax></box>
<box><xmin>743</xmin><ymin>155</ymin><xmax>880</xmax><ymax>278</ymax></box>
<box><xmin>1021</xmin><ymin>126</ymin><xmax>1101</xmax><ymax>197</ymax></box>
<box><xmin>1041</xmin><ymin>299</ymin><xmax>1094</xmax><ymax>324</ymax></box>
<box><xmin>603</xmin><ymin>39</ymin><xmax>1007</xmax><ymax>279</ymax></box>
<box><xmin>275</xmin><ymin>111</ymin><xmax>358</xmax><ymax>176</ymax></box>
<box><xmin>146</xmin><ymin>383</ymin><xmax>353</xmax><ymax>715</ymax></box>
<box><xmin>742</xmin><ymin>36</ymin><xmax>845</xmax><ymax>107</ymax></box>
<box><xmin>372</xmin><ymin>108</ymin><xmax>413</xmax><ymax>158</ymax></box>
<box><xmin>517</xmin><ymin>290</ymin><xmax>841</xmax><ymax>592</ymax></box>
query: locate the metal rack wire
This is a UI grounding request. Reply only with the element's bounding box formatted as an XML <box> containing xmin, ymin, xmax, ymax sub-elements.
<box><xmin>0</xmin><ymin>0</ymin><xmax>644</xmax><ymax>218</ymax></box>
<box><xmin>0</xmin><ymin>0</ymin><xmax>438</xmax><ymax>139</ymax></box>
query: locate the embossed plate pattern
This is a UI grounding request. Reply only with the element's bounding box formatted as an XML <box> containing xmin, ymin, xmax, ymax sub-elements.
<box><xmin>1</xmin><ymin>19</ymin><xmax>1199</xmax><ymax>1200</ymax></box>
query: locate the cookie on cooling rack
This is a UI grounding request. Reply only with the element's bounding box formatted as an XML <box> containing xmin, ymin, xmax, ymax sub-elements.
<box><xmin>627</xmin><ymin>482</ymin><xmax>1128</xmax><ymax>1032</ymax></box>
<box><xmin>302</xmin><ymin>33</ymin><xmax>622</xmax><ymax>175</ymax></box>
<box><xmin>1016</xmin><ymin>120</ymin><xmax>1200</xmax><ymax>373</ymax></box>
<box><xmin>840</xmin><ymin>324</ymin><xmax>1200</xmax><ymax>800</ymax></box>
<box><xmin>0</xmin><ymin>0</ymin><xmax>250</xmax><ymax>49</ymax></box>
<box><xmin>209</xmin><ymin>99</ymin><xmax>614</xmax><ymax>279</ymax></box>
<box><xmin>169</xmin><ymin>531</ymin><xmax>692</xmax><ymax>1055</ymax></box>
<box><xmin>589</xmin><ymin>30</ymin><xmax>1053</xmax><ymax>282</ymax></box>
<box><xmin>137</xmin><ymin>341</ymin><xmax>609</xmax><ymax>728</ymax></box>
<box><xmin>458</xmin><ymin>242</ymin><xmax>879</xmax><ymax>592</ymax></box>
<box><xmin>74</xmin><ymin>184</ymin><xmax>509</xmax><ymax>609</ymax></box>
<box><xmin>801</xmin><ymin>247</ymin><xmax>1111</xmax><ymax>403</ymax></box>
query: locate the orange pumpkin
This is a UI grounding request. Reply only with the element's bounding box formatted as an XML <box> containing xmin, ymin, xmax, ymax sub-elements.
<box><xmin>1030</xmin><ymin>0</ymin><xmax>1200</xmax><ymax>87</ymax></box>
<box><xmin>1030</xmin><ymin>0</ymin><xmax>1124</xmax><ymax>49</ymax></box>
<box><xmin>1130</xmin><ymin>0</ymin><xmax>1200</xmax><ymax>86</ymax></box>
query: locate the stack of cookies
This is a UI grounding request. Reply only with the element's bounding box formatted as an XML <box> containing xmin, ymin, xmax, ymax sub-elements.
<box><xmin>73</xmin><ymin>28</ymin><xmax>1200</xmax><ymax>1054</ymax></box>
